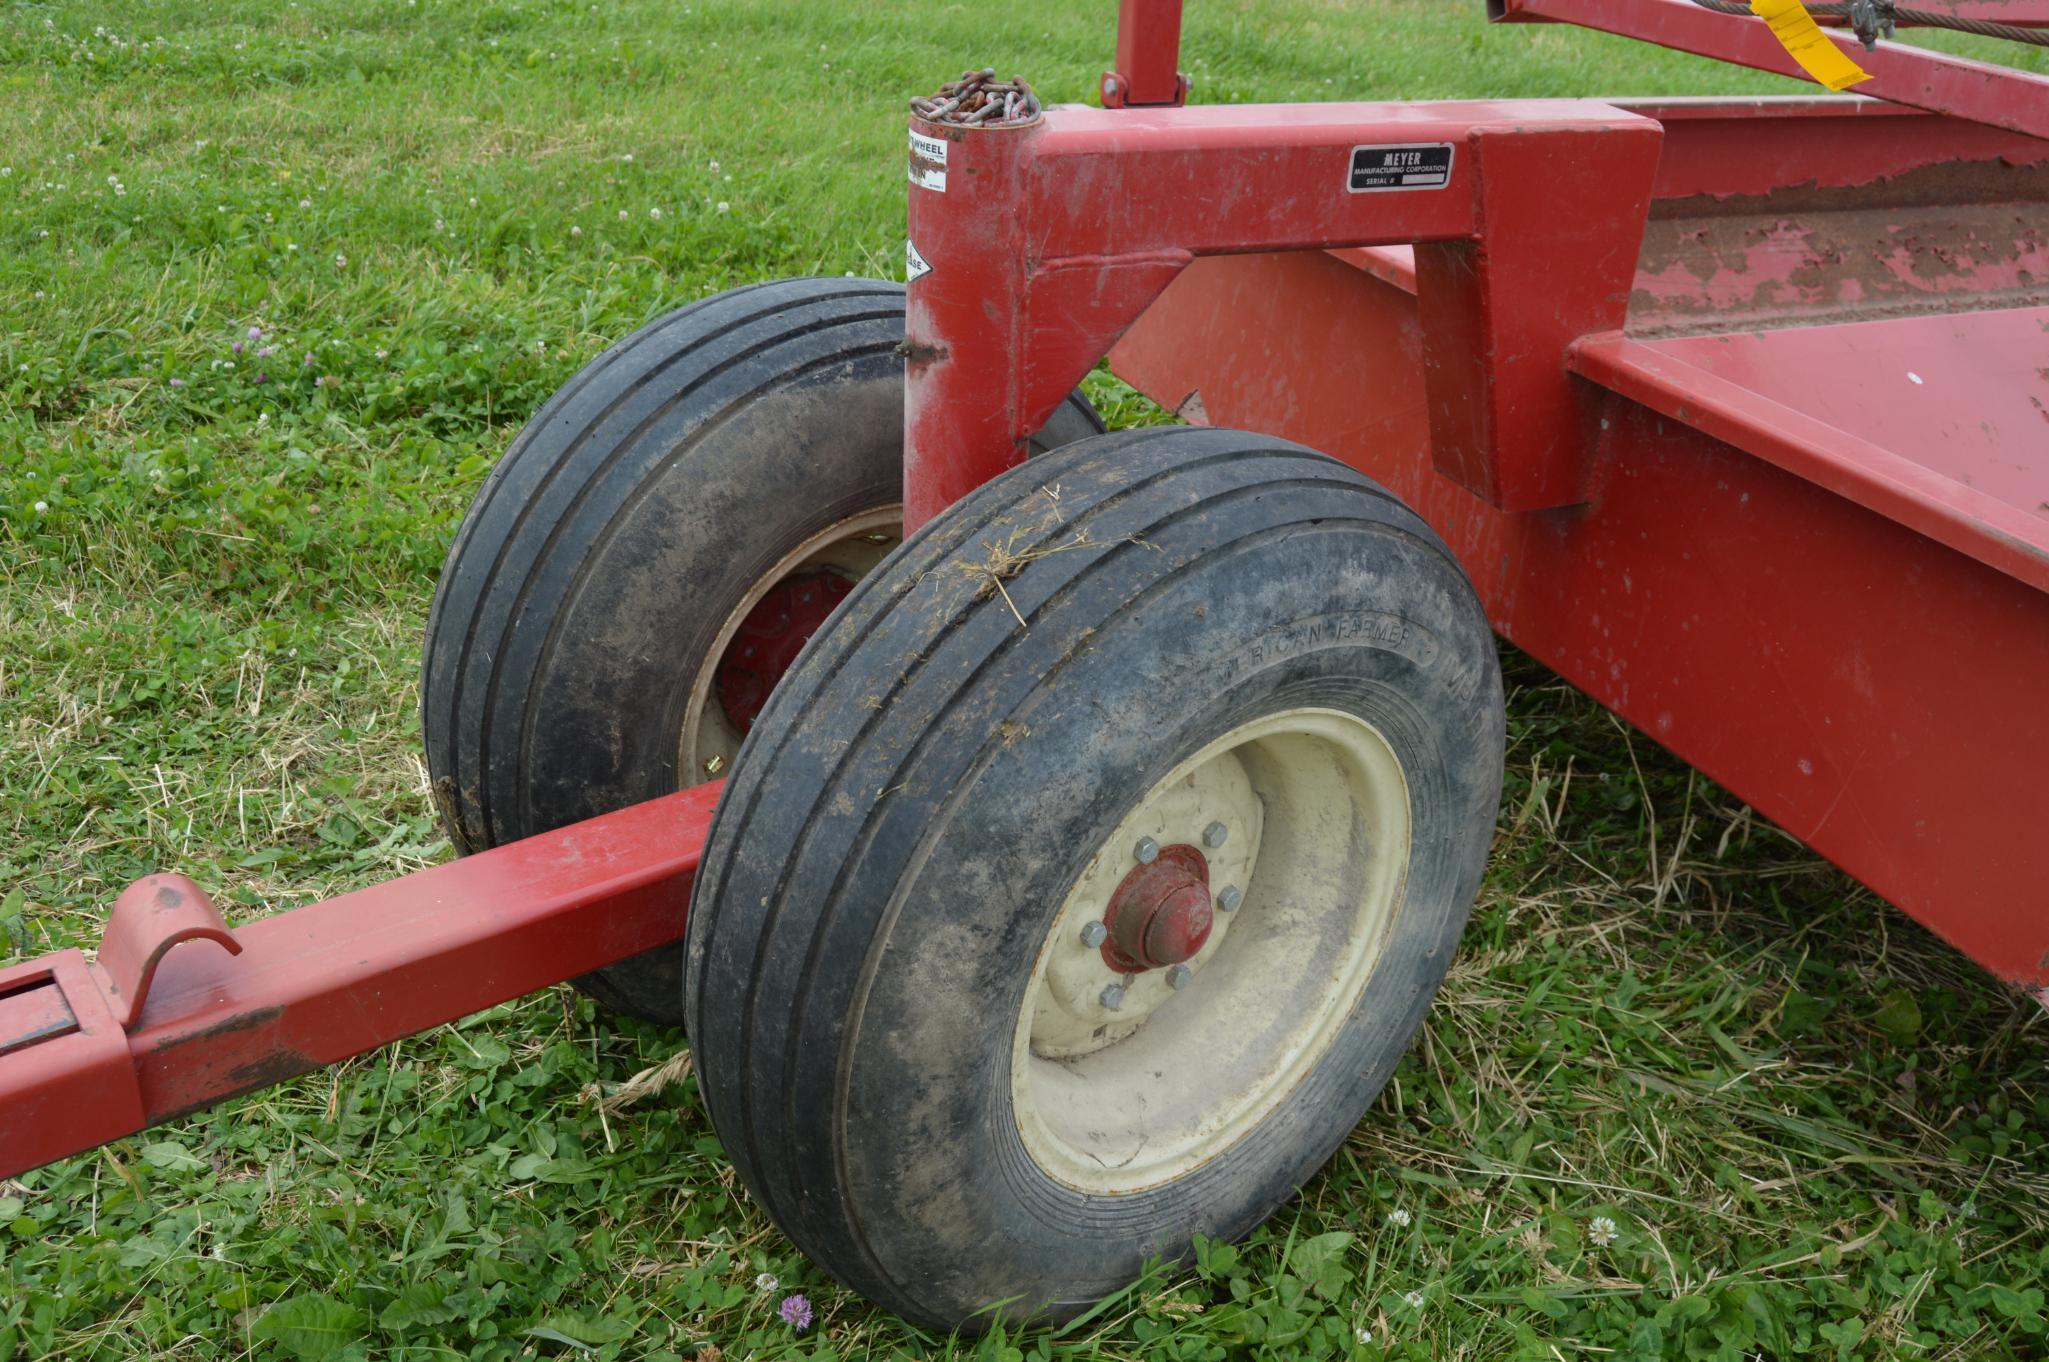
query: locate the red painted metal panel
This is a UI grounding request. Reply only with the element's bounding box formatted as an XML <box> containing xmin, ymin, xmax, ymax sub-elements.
<box><xmin>1110</xmin><ymin>250</ymin><xmax>2049</xmax><ymax>988</ymax></box>
<box><xmin>1495</xmin><ymin>0</ymin><xmax>2049</xmax><ymax>141</ymax></box>
<box><xmin>0</xmin><ymin>781</ymin><xmax>717</xmax><ymax>1180</ymax></box>
<box><xmin>1570</xmin><ymin>319</ymin><xmax>2049</xmax><ymax>593</ymax></box>
<box><xmin>1612</xmin><ymin>97</ymin><xmax>2049</xmax><ymax>201</ymax></box>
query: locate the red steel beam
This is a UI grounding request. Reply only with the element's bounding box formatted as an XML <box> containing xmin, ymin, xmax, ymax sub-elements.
<box><xmin>903</xmin><ymin>100</ymin><xmax>1664</xmax><ymax>528</ymax></box>
<box><xmin>1493</xmin><ymin>0</ymin><xmax>2049</xmax><ymax>141</ymax></box>
<box><xmin>0</xmin><ymin>781</ymin><xmax>718</xmax><ymax>1181</ymax></box>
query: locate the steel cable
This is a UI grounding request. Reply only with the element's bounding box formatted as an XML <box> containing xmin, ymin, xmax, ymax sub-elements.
<box><xmin>1689</xmin><ymin>0</ymin><xmax>2049</xmax><ymax>47</ymax></box>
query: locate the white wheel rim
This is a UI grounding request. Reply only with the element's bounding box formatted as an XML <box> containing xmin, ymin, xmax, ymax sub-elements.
<box><xmin>1011</xmin><ymin>707</ymin><xmax>1412</xmax><ymax>1195</ymax></box>
<box><xmin>679</xmin><ymin>506</ymin><xmax>901</xmax><ymax>782</ymax></box>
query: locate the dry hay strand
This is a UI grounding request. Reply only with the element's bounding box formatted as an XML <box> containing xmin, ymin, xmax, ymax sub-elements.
<box><xmin>596</xmin><ymin>1046</ymin><xmax>695</xmax><ymax>1115</ymax></box>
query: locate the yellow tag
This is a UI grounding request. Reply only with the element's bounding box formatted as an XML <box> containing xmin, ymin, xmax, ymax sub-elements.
<box><xmin>1750</xmin><ymin>0</ymin><xmax>1872</xmax><ymax>90</ymax></box>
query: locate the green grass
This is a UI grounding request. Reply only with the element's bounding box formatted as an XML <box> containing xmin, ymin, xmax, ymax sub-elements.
<box><xmin>3</xmin><ymin>1</ymin><xmax>2047</xmax><ymax>1358</ymax></box>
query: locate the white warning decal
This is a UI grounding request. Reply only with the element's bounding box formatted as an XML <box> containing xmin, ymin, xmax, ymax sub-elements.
<box><xmin>909</xmin><ymin>128</ymin><xmax>948</xmax><ymax>192</ymax></box>
<box><xmin>906</xmin><ymin>239</ymin><xmax>933</xmax><ymax>284</ymax></box>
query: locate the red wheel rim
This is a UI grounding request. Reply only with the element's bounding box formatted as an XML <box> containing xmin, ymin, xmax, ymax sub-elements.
<box><xmin>712</xmin><ymin>569</ymin><xmax>853</xmax><ymax>735</ymax></box>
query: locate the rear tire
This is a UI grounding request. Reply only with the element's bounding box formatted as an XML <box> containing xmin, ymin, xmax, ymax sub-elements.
<box><xmin>685</xmin><ymin>425</ymin><xmax>1505</xmax><ymax>1327</ymax></box>
<box><xmin>420</xmin><ymin>277</ymin><xmax>1102</xmax><ymax>1025</ymax></box>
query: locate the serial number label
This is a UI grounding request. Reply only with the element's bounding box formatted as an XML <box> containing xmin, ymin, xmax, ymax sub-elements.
<box><xmin>1347</xmin><ymin>142</ymin><xmax>1454</xmax><ymax>193</ymax></box>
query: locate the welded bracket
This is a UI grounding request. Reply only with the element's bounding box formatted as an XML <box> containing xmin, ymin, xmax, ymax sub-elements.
<box><xmin>93</xmin><ymin>873</ymin><xmax>242</xmax><ymax>1030</ymax></box>
<box><xmin>1102</xmin><ymin>0</ymin><xmax>1191</xmax><ymax>107</ymax></box>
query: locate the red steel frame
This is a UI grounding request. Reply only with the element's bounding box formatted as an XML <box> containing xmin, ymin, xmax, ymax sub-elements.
<box><xmin>5</xmin><ymin>0</ymin><xmax>2048</xmax><ymax>1184</ymax></box>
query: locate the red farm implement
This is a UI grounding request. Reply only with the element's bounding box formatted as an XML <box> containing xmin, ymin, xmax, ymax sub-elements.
<box><xmin>5</xmin><ymin>0</ymin><xmax>2047</xmax><ymax>1329</ymax></box>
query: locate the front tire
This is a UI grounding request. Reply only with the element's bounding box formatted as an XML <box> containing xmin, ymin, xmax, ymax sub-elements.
<box><xmin>685</xmin><ymin>425</ymin><xmax>1505</xmax><ymax>1327</ymax></box>
<box><xmin>419</xmin><ymin>277</ymin><xmax>1101</xmax><ymax>1025</ymax></box>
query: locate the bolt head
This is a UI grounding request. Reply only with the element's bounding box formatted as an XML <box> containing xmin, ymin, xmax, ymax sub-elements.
<box><xmin>1216</xmin><ymin>885</ymin><xmax>1243</xmax><ymax>913</ymax></box>
<box><xmin>1134</xmin><ymin>836</ymin><xmax>1159</xmax><ymax>864</ymax></box>
<box><xmin>1202</xmin><ymin>821</ymin><xmax>1229</xmax><ymax>849</ymax></box>
<box><xmin>1099</xmin><ymin>983</ymin><xmax>1126</xmax><ymax>1011</ymax></box>
<box><xmin>1167</xmin><ymin>963</ymin><xmax>1193</xmax><ymax>990</ymax></box>
<box><xmin>1102</xmin><ymin>75</ymin><xmax>1120</xmax><ymax>97</ymax></box>
<box><xmin>1080</xmin><ymin>920</ymin><xmax>1108</xmax><ymax>948</ymax></box>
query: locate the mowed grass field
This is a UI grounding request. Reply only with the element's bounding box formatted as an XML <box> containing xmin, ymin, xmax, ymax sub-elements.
<box><xmin>5</xmin><ymin>1</ymin><xmax>2049</xmax><ymax>1358</ymax></box>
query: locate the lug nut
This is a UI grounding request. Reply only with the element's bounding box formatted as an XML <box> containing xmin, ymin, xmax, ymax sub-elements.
<box><xmin>1134</xmin><ymin>836</ymin><xmax>1159</xmax><ymax>864</ymax></box>
<box><xmin>1216</xmin><ymin>885</ymin><xmax>1243</xmax><ymax>912</ymax></box>
<box><xmin>1080</xmin><ymin>920</ymin><xmax>1108</xmax><ymax>948</ymax></box>
<box><xmin>1166</xmin><ymin>964</ymin><xmax>1193</xmax><ymax>990</ymax></box>
<box><xmin>1100</xmin><ymin>983</ymin><xmax>1126</xmax><ymax>1011</ymax></box>
<box><xmin>1203</xmin><ymin>821</ymin><xmax>1229</xmax><ymax>849</ymax></box>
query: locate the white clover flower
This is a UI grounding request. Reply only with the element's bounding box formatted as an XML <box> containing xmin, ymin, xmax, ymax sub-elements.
<box><xmin>569</xmin><ymin>224</ymin><xmax>581</xmax><ymax>237</ymax></box>
<box><xmin>334</xmin><ymin>252</ymin><xmax>347</xmax><ymax>268</ymax></box>
<box><xmin>286</xmin><ymin>242</ymin><xmax>298</xmax><ymax>252</ymax></box>
<box><xmin>433</xmin><ymin>219</ymin><xmax>445</xmax><ymax>232</ymax></box>
<box><xmin>467</xmin><ymin>196</ymin><xmax>478</xmax><ymax>207</ymax></box>
<box><xmin>33</xmin><ymin>290</ymin><xmax>44</xmax><ymax>299</ymax></box>
<box><xmin>620</xmin><ymin>153</ymin><xmax>633</xmax><ymax>162</ymax></box>
<box><xmin>708</xmin><ymin>159</ymin><xmax>719</xmax><ymax>173</ymax></box>
<box><xmin>755</xmin><ymin>1272</ymin><xmax>778</xmax><ymax>1292</ymax></box>
<box><xmin>374</xmin><ymin>349</ymin><xmax>388</xmax><ymax>359</ymax></box>
<box><xmin>298</xmin><ymin>197</ymin><xmax>310</xmax><ymax>208</ymax></box>
<box><xmin>1403</xmin><ymin>1290</ymin><xmax>1425</xmax><ymax>1309</ymax></box>
<box><xmin>1386</xmin><ymin>1209</ymin><xmax>1412</xmax><ymax>1228</ymax></box>
<box><xmin>648</xmin><ymin>206</ymin><xmax>661</xmax><ymax>219</ymax></box>
<box><xmin>1354</xmin><ymin>1325</ymin><xmax>1373</xmax><ymax>1346</ymax></box>
<box><xmin>0</xmin><ymin>167</ymin><xmax>11</xmax><ymax>177</ymax></box>
<box><xmin>618</xmin><ymin>209</ymin><xmax>629</xmax><ymax>221</ymax></box>
<box><xmin>1588</xmin><ymin>1216</ymin><xmax>1619</xmax><ymax>1247</ymax></box>
<box><xmin>715</xmin><ymin>201</ymin><xmax>729</xmax><ymax>214</ymax></box>
<box><xmin>33</xmin><ymin>501</ymin><xmax>49</xmax><ymax>513</ymax></box>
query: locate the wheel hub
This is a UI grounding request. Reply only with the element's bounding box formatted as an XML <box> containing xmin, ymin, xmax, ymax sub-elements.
<box><xmin>1013</xmin><ymin>707</ymin><xmax>1414</xmax><ymax>1194</ymax></box>
<box><xmin>1101</xmin><ymin>845</ymin><xmax>1212</xmax><ymax>972</ymax></box>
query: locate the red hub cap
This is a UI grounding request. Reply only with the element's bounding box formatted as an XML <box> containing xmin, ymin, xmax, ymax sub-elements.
<box><xmin>713</xmin><ymin>570</ymin><xmax>852</xmax><ymax>734</ymax></box>
<box><xmin>1101</xmin><ymin>844</ymin><xmax>1213</xmax><ymax>973</ymax></box>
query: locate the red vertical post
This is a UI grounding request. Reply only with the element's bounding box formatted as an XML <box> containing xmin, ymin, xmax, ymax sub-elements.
<box><xmin>903</xmin><ymin>115</ymin><xmax>1039</xmax><ymax>531</ymax></box>
<box><xmin>1104</xmin><ymin>0</ymin><xmax>1189</xmax><ymax>108</ymax></box>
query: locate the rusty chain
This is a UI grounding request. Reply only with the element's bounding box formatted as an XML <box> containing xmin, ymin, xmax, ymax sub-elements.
<box><xmin>910</xmin><ymin>68</ymin><xmax>1043</xmax><ymax>126</ymax></box>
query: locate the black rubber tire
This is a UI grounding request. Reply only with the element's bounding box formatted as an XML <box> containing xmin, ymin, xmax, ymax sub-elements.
<box><xmin>684</xmin><ymin>425</ymin><xmax>1506</xmax><ymax>1329</ymax></box>
<box><xmin>420</xmin><ymin>277</ymin><xmax>1102</xmax><ymax>1026</ymax></box>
